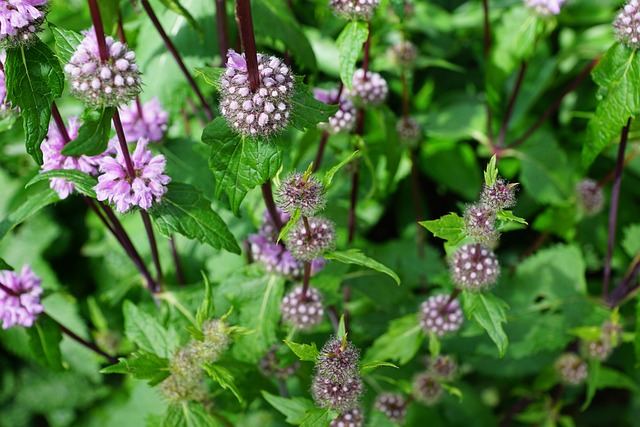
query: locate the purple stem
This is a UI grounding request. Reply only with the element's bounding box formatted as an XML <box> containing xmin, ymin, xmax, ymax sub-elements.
<box><xmin>301</xmin><ymin>215</ymin><xmax>313</xmax><ymax>299</ymax></box>
<box><xmin>53</xmin><ymin>317</ymin><xmax>119</xmax><ymax>364</ymax></box>
<box><xmin>170</xmin><ymin>235</ymin><xmax>185</xmax><ymax>285</ymax></box>
<box><xmin>497</xmin><ymin>62</ymin><xmax>527</xmax><ymax>148</ymax></box>
<box><xmin>314</xmin><ymin>85</ymin><xmax>343</xmax><ymax>172</ymax></box>
<box><xmin>261</xmin><ymin>179</ymin><xmax>283</xmax><ymax>232</ymax></box>
<box><xmin>140</xmin><ymin>210</ymin><xmax>163</xmax><ymax>290</ymax></box>
<box><xmin>482</xmin><ymin>0</ymin><xmax>494</xmax><ymax>145</ymax></box>
<box><xmin>87</xmin><ymin>0</ymin><xmax>109</xmax><ymax>62</ymax></box>
<box><xmin>235</xmin><ymin>0</ymin><xmax>260</xmax><ymax>91</ymax></box>
<box><xmin>215</xmin><ymin>0</ymin><xmax>230</xmax><ymax>63</ymax></box>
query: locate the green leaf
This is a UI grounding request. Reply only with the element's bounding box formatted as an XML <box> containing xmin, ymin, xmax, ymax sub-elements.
<box><xmin>337</xmin><ymin>315</ymin><xmax>346</xmax><ymax>341</ymax></box>
<box><xmin>201</xmin><ymin>117</ymin><xmax>283</xmax><ymax>216</ymax></box>
<box><xmin>419</xmin><ymin>212</ymin><xmax>465</xmax><ymax>244</ymax></box>
<box><xmin>290</xmin><ymin>79</ymin><xmax>339</xmax><ymax>131</ymax></box>
<box><xmin>483</xmin><ymin>155</ymin><xmax>498</xmax><ymax>186</ymax></box>
<box><xmin>323</xmin><ymin>150</ymin><xmax>360</xmax><ymax>187</ymax></box>
<box><xmin>158</xmin><ymin>0</ymin><xmax>203</xmax><ymax>39</ymax></box>
<box><xmin>360</xmin><ymin>360</ymin><xmax>398</xmax><ymax>373</ymax></box>
<box><xmin>261</xmin><ymin>391</ymin><xmax>315</xmax><ymax>425</ymax></box>
<box><xmin>284</xmin><ymin>340</ymin><xmax>319</xmax><ymax>362</ymax></box>
<box><xmin>101</xmin><ymin>351</ymin><xmax>170</xmax><ymax>386</ymax></box>
<box><xmin>496</xmin><ymin>210</ymin><xmax>528</xmax><ymax>225</ymax></box>
<box><xmin>27</xmin><ymin>314</ymin><xmax>63</xmax><ymax>370</ymax></box>
<box><xmin>196</xmin><ymin>274</ymin><xmax>215</xmax><ymax>327</ymax></box>
<box><xmin>441</xmin><ymin>383</ymin><xmax>464</xmax><ymax>403</ymax></box>
<box><xmin>584</xmin><ymin>44</ymin><xmax>640</xmax><ymax>167</ymax></box>
<box><xmin>336</xmin><ymin>21</ymin><xmax>369</xmax><ymax>90</ymax></box>
<box><xmin>300</xmin><ymin>408</ymin><xmax>337</xmax><ymax>427</ymax></box>
<box><xmin>429</xmin><ymin>332</ymin><xmax>441</xmax><ymax>357</ymax></box>
<box><xmin>202</xmin><ymin>363</ymin><xmax>243</xmax><ymax>403</ymax></box>
<box><xmin>0</xmin><ymin>258</ymin><xmax>13</xmax><ymax>271</ymax></box>
<box><xmin>583</xmin><ymin>362</ymin><xmax>639</xmax><ymax>410</ymax></box>
<box><xmin>622</xmin><ymin>223</ymin><xmax>640</xmax><ymax>258</ymax></box>
<box><xmin>150</xmin><ymin>182</ymin><xmax>240</xmax><ymax>254</ymax></box>
<box><xmin>463</xmin><ymin>292</ymin><xmax>509</xmax><ymax>357</ymax></box>
<box><xmin>49</xmin><ymin>23</ymin><xmax>83</xmax><ymax>65</ymax></box>
<box><xmin>277</xmin><ymin>208</ymin><xmax>300</xmax><ymax>243</ymax></box>
<box><xmin>162</xmin><ymin>402</ymin><xmax>220</xmax><ymax>427</ymax></box>
<box><xmin>0</xmin><ymin>182</ymin><xmax>59</xmax><ymax>243</ymax></box>
<box><xmin>364</xmin><ymin>313</ymin><xmax>423</xmax><ymax>366</ymax></box>
<box><xmin>61</xmin><ymin>106</ymin><xmax>115</xmax><ymax>156</ymax></box>
<box><xmin>123</xmin><ymin>300</ymin><xmax>172</xmax><ymax>358</ymax></box>
<box><xmin>4</xmin><ymin>41</ymin><xmax>64</xmax><ymax>165</ymax></box>
<box><xmin>27</xmin><ymin>170</ymin><xmax>98</xmax><ymax>198</ymax></box>
<box><xmin>194</xmin><ymin>67</ymin><xmax>223</xmax><ymax>88</ymax></box>
<box><xmin>253</xmin><ymin>0</ymin><xmax>317</xmax><ymax>70</ymax></box>
<box><xmin>323</xmin><ymin>249</ymin><xmax>401</xmax><ymax>285</ymax></box>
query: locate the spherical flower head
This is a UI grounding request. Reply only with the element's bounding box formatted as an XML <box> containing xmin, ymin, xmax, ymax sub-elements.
<box><xmin>582</xmin><ymin>338</ymin><xmax>612</xmax><ymax>361</ymax></box>
<box><xmin>480</xmin><ymin>178</ymin><xmax>518</xmax><ymax>211</ymax></box>
<box><xmin>0</xmin><ymin>265</ymin><xmax>43</xmax><ymax>329</ymax></box>
<box><xmin>316</xmin><ymin>336</ymin><xmax>361</xmax><ymax>382</ymax></box>
<box><xmin>419</xmin><ymin>294</ymin><xmax>463</xmax><ymax>337</ymax></box>
<box><xmin>374</xmin><ymin>393</ymin><xmax>406</xmax><ymax>424</ymax></box>
<box><xmin>450</xmin><ymin>244</ymin><xmax>500</xmax><ymax>291</ymax></box>
<box><xmin>287</xmin><ymin>217</ymin><xmax>337</xmax><ymax>262</ymax></box>
<box><xmin>40</xmin><ymin>117</ymin><xmax>105</xmax><ymax>199</ymax></box>
<box><xmin>524</xmin><ymin>0</ymin><xmax>566</xmax><ymax>16</ymax></box>
<box><xmin>426</xmin><ymin>354</ymin><xmax>458</xmax><ymax>381</ymax></box>
<box><xmin>314</xmin><ymin>88</ymin><xmax>356</xmax><ymax>134</ymax></box>
<box><xmin>191</xmin><ymin>319</ymin><xmax>231</xmax><ymax>363</ymax></box>
<box><xmin>281</xmin><ymin>285</ymin><xmax>325</xmax><ymax>330</ymax></box>
<box><xmin>311</xmin><ymin>374</ymin><xmax>363</xmax><ymax>412</ymax></box>
<box><xmin>575</xmin><ymin>179</ymin><xmax>604</xmax><ymax>216</ymax></box>
<box><xmin>388</xmin><ymin>40</ymin><xmax>418</xmax><ymax>68</ymax></box>
<box><xmin>330</xmin><ymin>408</ymin><xmax>364</xmax><ymax>427</ymax></box>
<box><xmin>463</xmin><ymin>203</ymin><xmax>498</xmax><ymax>246</ymax></box>
<box><xmin>219</xmin><ymin>49</ymin><xmax>294</xmax><ymax>138</ymax></box>
<box><xmin>259</xmin><ymin>345</ymin><xmax>299</xmax><ymax>379</ymax></box>
<box><xmin>94</xmin><ymin>138</ymin><xmax>171</xmax><ymax>213</ymax></box>
<box><xmin>329</xmin><ymin>0</ymin><xmax>379</xmax><ymax>21</ymax></box>
<box><xmin>0</xmin><ymin>0</ymin><xmax>49</xmax><ymax>48</ymax></box>
<box><xmin>64</xmin><ymin>27</ymin><xmax>142</xmax><ymax>108</ymax></box>
<box><xmin>396</xmin><ymin>117</ymin><xmax>422</xmax><ymax>148</ymax></box>
<box><xmin>347</xmin><ymin>69</ymin><xmax>388</xmax><ymax>106</ymax></box>
<box><xmin>554</xmin><ymin>353</ymin><xmax>588</xmax><ymax>385</ymax></box>
<box><xmin>412</xmin><ymin>372</ymin><xmax>443</xmax><ymax>406</ymax></box>
<box><xmin>276</xmin><ymin>172</ymin><xmax>326</xmax><ymax>217</ymax></box>
<box><xmin>161</xmin><ymin>346</ymin><xmax>206</xmax><ymax>403</ymax></box>
<box><xmin>118</xmin><ymin>97</ymin><xmax>169</xmax><ymax>143</ymax></box>
<box><xmin>615</xmin><ymin>1</ymin><xmax>640</xmax><ymax>48</ymax></box>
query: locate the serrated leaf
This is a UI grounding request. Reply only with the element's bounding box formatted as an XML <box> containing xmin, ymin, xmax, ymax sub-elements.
<box><xmin>300</xmin><ymin>408</ymin><xmax>337</xmax><ymax>427</ymax></box>
<box><xmin>201</xmin><ymin>117</ymin><xmax>283</xmax><ymax>216</ymax></box>
<box><xmin>123</xmin><ymin>300</ymin><xmax>172</xmax><ymax>358</ymax></box>
<box><xmin>419</xmin><ymin>212</ymin><xmax>465</xmax><ymax>244</ymax></box>
<box><xmin>27</xmin><ymin>314</ymin><xmax>63</xmax><ymax>370</ymax></box>
<box><xmin>196</xmin><ymin>274</ymin><xmax>215</xmax><ymax>327</ymax></box>
<box><xmin>4</xmin><ymin>41</ymin><xmax>64</xmax><ymax>165</ymax></box>
<box><xmin>194</xmin><ymin>67</ymin><xmax>223</xmax><ymax>88</ymax></box>
<box><xmin>162</xmin><ymin>402</ymin><xmax>220</xmax><ymax>427</ymax></box>
<box><xmin>0</xmin><ymin>182</ymin><xmax>59</xmax><ymax>243</ymax></box>
<box><xmin>61</xmin><ymin>106</ymin><xmax>115</xmax><ymax>156</ymax></box>
<box><xmin>0</xmin><ymin>258</ymin><xmax>13</xmax><ymax>271</ymax></box>
<box><xmin>277</xmin><ymin>208</ymin><xmax>300</xmax><ymax>243</ymax></box>
<box><xmin>336</xmin><ymin>21</ymin><xmax>369</xmax><ymax>90</ymax></box>
<box><xmin>158</xmin><ymin>0</ymin><xmax>203</xmax><ymax>39</ymax></box>
<box><xmin>463</xmin><ymin>292</ymin><xmax>509</xmax><ymax>357</ymax></box>
<box><xmin>261</xmin><ymin>391</ymin><xmax>315</xmax><ymax>424</ymax></box>
<box><xmin>284</xmin><ymin>340</ymin><xmax>319</xmax><ymax>362</ymax></box>
<box><xmin>622</xmin><ymin>223</ymin><xmax>640</xmax><ymax>258</ymax></box>
<box><xmin>323</xmin><ymin>150</ymin><xmax>360</xmax><ymax>187</ymax></box>
<box><xmin>150</xmin><ymin>182</ymin><xmax>240</xmax><ymax>254</ymax></box>
<box><xmin>364</xmin><ymin>313</ymin><xmax>423</xmax><ymax>366</ymax></box>
<box><xmin>203</xmin><ymin>363</ymin><xmax>243</xmax><ymax>403</ymax></box>
<box><xmin>27</xmin><ymin>170</ymin><xmax>98</xmax><ymax>198</ymax></box>
<box><xmin>483</xmin><ymin>155</ymin><xmax>498</xmax><ymax>186</ymax></box>
<box><xmin>584</xmin><ymin>44</ymin><xmax>640</xmax><ymax>167</ymax></box>
<box><xmin>360</xmin><ymin>360</ymin><xmax>398</xmax><ymax>373</ymax></box>
<box><xmin>496</xmin><ymin>210</ymin><xmax>528</xmax><ymax>225</ymax></box>
<box><xmin>323</xmin><ymin>249</ymin><xmax>400</xmax><ymax>285</ymax></box>
<box><xmin>101</xmin><ymin>351</ymin><xmax>170</xmax><ymax>386</ymax></box>
<box><xmin>290</xmin><ymin>79</ymin><xmax>339</xmax><ymax>131</ymax></box>
<box><xmin>49</xmin><ymin>23</ymin><xmax>83</xmax><ymax>65</ymax></box>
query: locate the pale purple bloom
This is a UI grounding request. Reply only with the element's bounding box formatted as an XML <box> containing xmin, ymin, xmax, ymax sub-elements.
<box><xmin>40</xmin><ymin>117</ymin><xmax>105</xmax><ymax>199</ymax></box>
<box><xmin>524</xmin><ymin>0</ymin><xmax>567</xmax><ymax>15</ymax></box>
<box><xmin>0</xmin><ymin>50</ymin><xmax>7</xmax><ymax>112</ymax></box>
<box><xmin>118</xmin><ymin>97</ymin><xmax>169</xmax><ymax>143</ymax></box>
<box><xmin>0</xmin><ymin>0</ymin><xmax>48</xmax><ymax>46</ymax></box>
<box><xmin>0</xmin><ymin>265</ymin><xmax>43</xmax><ymax>329</ymax></box>
<box><xmin>314</xmin><ymin>88</ymin><xmax>356</xmax><ymax>134</ymax></box>
<box><xmin>94</xmin><ymin>138</ymin><xmax>170</xmax><ymax>213</ymax></box>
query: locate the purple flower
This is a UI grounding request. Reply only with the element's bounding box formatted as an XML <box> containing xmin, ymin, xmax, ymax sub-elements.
<box><xmin>314</xmin><ymin>88</ymin><xmax>356</xmax><ymax>134</ymax></box>
<box><xmin>330</xmin><ymin>0</ymin><xmax>379</xmax><ymax>21</ymax></box>
<box><xmin>118</xmin><ymin>97</ymin><xmax>169</xmax><ymax>143</ymax></box>
<box><xmin>0</xmin><ymin>265</ymin><xmax>44</xmax><ymax>329</ymax></box>
<box><xmin>281</xmin><ymin>285</ymin><xmax>325</xmax><ymax>330</ymax></box>
<box><xmin>419</xmin><ymin>294</ymin><xmax>464</xmax><ymax>337</ymax></box>
<box><xmin>0</xmin><ymin>0</ymin><xmax>49</xmax><ymax>47</ymax></box>
<box><xmin>276</xmin><ymin>172</ymin><xmax>326</xmax><ymax>217</ymax></box>
<box><xmin>524</xmin><ymin>0</ymin><xmax>567</xmax><ymax>15</ymax></box>
<box><xmin>615</xmin><ymin>1</ymin><xmax>640</xmax><ymax>48</ymax></box>
<box><xmin>0</xmin><ymin>50</ymin><xmax>9</xmax><ymax>112</ymax></box>
<box><xmin>346</xmin><ymin>69</ymin><xmax>388</xmax><ymax>106</ymax></box>
<box><xmin>64</xmin><ymin>27</ymin><xmax>142</xmax><ymax>107</ymax></box>
<box><xmin>449</xmin><ymin>243</ymin><xmax>500</xmax><ymax>291</ymax></box>
<box><xmin>40</xmin><ymin>116</ymin><xmax>105</xmax><ymax>199</ymax></box>
<box><xmin>94</xmin><ymin>138</ymin><xmax>170</xmax><ymax>213</ymax></box>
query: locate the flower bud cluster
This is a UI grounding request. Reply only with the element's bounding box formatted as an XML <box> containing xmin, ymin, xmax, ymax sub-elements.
<box><xmin>581</xmin><ymin>320</ymin><xmax>622</xmax><ymax>361</ymax></box>
<box><xmin>450</xmin><ymin>243</ymin><xmax>500</xmax><ymax>291</ymax></box>
<box><xmin>330</xmin><ymin>408</ymin><xmax>364</xmax><ymax>427</ymax></box>
<box><xmin>419</xmin><ymin>293</ymin><xmax>464</xmax><ymax>337</ymax></box>
<box><xmin>314</xmin><ymin>88</ymin><xmax>356</xmax><ymax>134</ymax></box>
<box><xmin>347</xmin><ymin>69</ymin><xmax>388</xmax><ymax>106</ymax></box>
<box><xmin>575</xmin><ymin>178</ymin><xmax>604</xmax><ymax>216</ymax></box>
<box><xmin>464</xmin><ymin>178</ymin><xmax>517</xmax><ymax>246</ymax></box>
<box><xmin>219</xmin><ymin>49</ymin><xmax>294</xmax><ymax>138</ymax></box>
<box><xmin>397</xmin><ymin>117</ymin><xmax>422</xmax><ymax>148</ymax></box>
<box><xmin>65</xmin><ymin>28</ymin><xmax>141</xmax><ymax>108</ymax></box>
<box><xmin>311</xmin><ymin>337</ymin><xmax>364</xmax><ymax>412</ymax></box>
<box><xmin>118</xmin><ymin>97</ymin><xmax>169</xmax><ymax>143</ymax></box>
<box><xmin>412</xmin><ymin>372</ymin><xmax>443</xmax><ymax>406</ymax></box>
<box><xmin>0</xmin><ymin>0</ymin><xmax>49</xmax><ymax>48</ymax></box>
<box><xmin>288</xmin><ymin>216</ymin><xmax>337</xmax><ymax>262</ymax></box>
<box><xmin>281</xmin><ymin>285</ymin><xmax>325</xmax><ymax>330</ymax></box>
<box><xmin>259</xmin><ymin>345</ymin><xmax>299</xmax><ymax>379</ymax></box>
<box><xmin>425</xmin><ymin>354</ymin><xmax>458</xmax><ymax>381</ymax></box>
<box><xmin>329</xmin><ymin>0</ymin><xmax>380</xmax><ymax>21</ymax></box>
<box><xmin>388</xmin><ymin>40</ymin><xmax>418</xmax><ymax>68</ymax></box>
<box><xmin>0</xmin><ymin>265</ymin><xmax>43</xmax><ymax>329</ymax></box>
<box><xmin>276</xmin><ymin>172</ymin><xmax>326</xmax><ymax>217</ymax></box>
<box><xmin>524</xmin><ymin>0</ymin><xmax>567</xmax><ymax>16</ymax></box>
<box><xmin>374</xmin><ymin>393</ymin><xmax>406</xmax><ymax>424</ymax></box>
<box><xmin>554</xmin><ymin>352</ymin><xmax>588</xmax><ymax>386</ymax></box>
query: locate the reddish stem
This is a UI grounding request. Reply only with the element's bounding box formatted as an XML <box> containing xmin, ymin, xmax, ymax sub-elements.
<box><xmin>87</xmin><ymin>0</ymin><xmax>109</xmax><ymax>62</ymax></box>
<box><xmin>497</xmin><ymin>62</ymin><xmax>527</xmax><ymax>147</ymax></box>
<box><xmin>235</xmin><ymin>0</ymin><xmax>260</xmax><ymax>91</ymax></box>
<box><xmin>215</xmin><ymin>0</ymin><xmax>230</xmax><ymax>63</ymax></box>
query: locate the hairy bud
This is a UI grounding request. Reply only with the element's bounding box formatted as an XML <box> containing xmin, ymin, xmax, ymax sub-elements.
<box><xmin>575</xmin><ymin>179</ymin><xmax>604</xmax><ymax>216</ymax></box>
<box><xmin>347</xmin><ymin>69</ymin><xmax>388</xmax><ymax>106</ymax></box>
<box><xmin>330</xmin><ymin>408</ymin><xmax>364</xmax><ymax>427</ymax></box>
<box><xmin>281</xmin><ymin>286</ymin><xmax>325</xmax><ymax>330</ymax></box>
<box><xmin>276</xmin><ymin>172</ymin><xmax>326</xmax><ymax>217</ymax></box>
<box><xmin>450</xmin><ymin>244</ymin><xmax>500</xmax><ymax>291</ymax></box>
<box><xmin>329</xmin><ymin>0</ymin><xmax>379</xmax><ymax>21</ymax></box>
<box><xmin>412</xmin><ymin>373</ymin><xmax>443</xmax><ymax>405</ymax></box>
<box><xmin>614</xmin><ymin>0</ymin><xmax>640</xmax><ymax>48</ymax></box>
<box><xmin>287</xmin><ymin>217</ymin><xmax>337</xmax><ymax>261</ymax></box>
<box><xmin>419</xmin><ymin>294</ymin><xmax>464</xmax><ymax>337</ymax></box>
<box><xmin>555</xmin><ymin>353</ymin><xmax>588</xmax><ymax>385</ymax></box>
<box><xmin>374</xmin><ymin>393</ymin><xmax>406</xmax><ymax>424</ymax></box>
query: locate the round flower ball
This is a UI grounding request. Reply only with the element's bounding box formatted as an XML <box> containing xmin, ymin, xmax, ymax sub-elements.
<box><xmin>330</xmin><ymin>408</ymin><xmax>364</xmax><ymax>427</ymax></box>
<box><xmin>575</xmin><ymin>179</ymin><xmax>604</xmax><ymax>216</ymax></box>
<box><xmin>0</xmin><ymin>0</ymin><xmax>49</xmax><ymax>48</ymax></box>
<box><xmin>419</xmin><ymin>293</ymin><xmax>464</xmax><ymax>337</ymax></box>
<box><xmin>281</xmin><ymin>285</ymin><xmax>325</xmax><ymax>330</ymax></box>
<box><xmin>555</xmin><ymin>353</ymin><xmax>588</xmax><ymax>385</ymax></box>
<box><xmin>276</xmin><ymin>172</ymin><xmax>326</xmax><ymax>217</ymax></box>
<box><xmin>388</xmin><ymin>40</ymin><xmax>418</xmax><ymax>68</ymax></box>
<box><xmin>450</xmin><ymin>243</ymin><xmax>500</xmax><ymax>291</ymax></box>
<box><xmin>314</xmin><ymin>88</ymin><xmax>356</xmax><ymax>134</ymax></box>
<box><xmin>219</xmin><ymin>49</ymin><xmax>294</xmax><ymax>138</ymax></box>
<box><xmin>287</xmin><ymin>217</ymin><xmax>337</xmax><ymax>261</ymax></box>
<box><xmin>412</xmin><ymin>372</ymin><xmax>443</xmax><ymax>406</ymax></box>
<box><xmin>374</xmin><ymin>393</ymin><xmax>406</xmax><ymax>424</ymax></box>
<box><xmin>347</xmin><ymin>68</ymin><xmax>388</xmax><ymax>106</ymax></box>
<box><xmin>397</xmin><ymin>117</ymin><xmax>422</xmax><ymax>148</ymax></box>
<box><xmin>329</xmin><ymin>0</ymin><xmax>379</xmax><ymax>21</ymax></box>
<box><xmin>615</xmin><ymin>1</ymin><xmax>640</xmax><ymax>48</ymax></box>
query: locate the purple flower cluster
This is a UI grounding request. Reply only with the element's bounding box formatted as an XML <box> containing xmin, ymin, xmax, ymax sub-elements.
<box><xmin>555</xmin><ymin>352</ymin><xmax>588</xmax><ymax>385</ymax></box>
<box><xmin>388</xmin><ymin>40</ymin><xmax>418</xmax><ymax>67</ymax></box>
<box><xmin>397</xmin><ymin>117</ymin><xmax>421</xmax><ymax>148</ymax></box>
<box><xmin>412</xmin><ymin>372</ymin><xmax>443</xmax><ymax>405</ymax></box>
<box><xmin>347</xmin><ymin>68</ymin><xmax>388</xmax><ymax>106</ymax></box>
<box><xmin>94</xmin><ymin>138</ymin><xmax>170</xmax><ymax>213</ymax></box>
<box><xmin>281</xmin><ymin>285</ymin><xmax>325</xmax><ymax>330</ymax></box>
<box><xmin>524</xmin><ymin>0</ymin><xmax>567</xmax><ymax>16</ymax></box>
<box><xmin>0</xmin><ymin>265</ymin><xmax>43</xmax><ymax>329</ymax></box>
<box><xmin>0</xmin><ymin>0</ymin><xmax>48</xmax><ymax>47</ymax></box>
<box><xmin>575</xmin><ymin>178</ymin><xmax>604</xmax><ymax>216</ymax></box>
<box><xmin>329</xmin><ymin>0</ymin><xmax>379</xmax><ymax>21</ymax></box>
<box><xmin>314</xmin><ymin>88</ymin><xmax>356</xmax><ymax>134</ymax></box>
<box><xmin>287</xmin><ymin>216</ymin><xmax>337</xmax><ymax>262</ymax></box>
<box><xmin>615</xmin><ymin>1</ymin><xmax>640</xmax><ymax>48</ymax></box>
<box><xmin>463</xmin><ymin>203</ymin><xmax>498</xmax><ymax>246</ymax></box>
<box><xmin>118</xmin><ymin>98</ymin><xmax>169</xmax><ymax>143</ymax></box>
<box><xmin>276</xmin><ymin>172</ymin><xmax>326</xmax><ymax>217</ymax></box>
<box><xmin>450</xmin><ymin>243</ymin><xmax>500</xmax><ymax>291</ymax></box>
<box><xmin>419</xmin><ymin>293</ymin><xmax>464</xmax><ymax>337</ymax></box>
<box><xmin>374</xmin><ymin>393</ymin><xmax>406</xmax><ymax>424</ymax></box>
<box><xmin>330</xmin><ymin>408</ymin><xmax>363</xmax><ymax>427</ymax></box>
<box><xmin>0</xmin><ymin>51</ymin><xmax>9</xmax><ymax>113</ymax></box>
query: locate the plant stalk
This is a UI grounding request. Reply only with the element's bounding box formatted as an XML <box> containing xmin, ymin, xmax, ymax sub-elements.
<box><xmin>235</xmin><ymin>0</ymin><xmax>260</xmax><ymax>91</ymax></box>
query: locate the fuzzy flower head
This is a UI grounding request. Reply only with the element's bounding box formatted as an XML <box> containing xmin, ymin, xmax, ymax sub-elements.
<box><xmin>219</xmin><ymin>49</ymin><xmax>294</xmax><ymax>138</ymax></box>
<box><xmin>463</xmin><ymin>203</ymin><xmax>498</xmax><ymax>246</ymax></box>
<box><xmin>412</xmin><ymin>373</ymin><xmax>443</xmax><ymax>406</ymax></box>
<box><xmin>524</xmin><ymin>0</ymin><xmax>566</xmax><ymax>16</ymax></box>
<box><xmin>314</xmin><ymin>88</ymin><xmax>356</xmax><ymax>134</ymax></box>
<box><xmin>426</xmin><ymin>354</ymin><xmax>458</xmax><ymax>381</ymax></box>
<box><xmin>0</xmin><ymin>265</ymin><xmax>43</xmax><ymax>329</ymax></box>
<box><xmin>575</xmin><ymin>178</ymin><xmax>604</xmax><ymax>216</ymax></box>
<box><xmin>615</xmin><ymin>1</ymin><xmax>640</xmax><ymax>48</ymax></box>
<box><xmin>65</xmin><ymin>27</ymin><xmax>141</xmax><ymax>108</ymax></box>
<box><xmin>388</xmin><ymin>40</ymin><xmax>418</xmax><ymax>68</ymax></box>
<box><xmin>94</xmin><ymin>138</ymin><xmax>170</xmax><ymax>213</ymax></box>
<box><xmin>0</xmin><ymin>0</ymin><xmax>48</xmax><ymax>48</ymax></box>
<box><xmin>330</xmin><ymin>408</ymin><xmax>364</xmax><ymax>427</ymax></box>
<box><xmin>40</xmin><ymin>117</ymin><xmax>105</xmax><ymax>200</ymax></box>
<box><xmin>374</xmin><ymin>393</ymin><xmax>406</xmax><ymax>424</ymax></box>
<box><xmin>118</xmin><ymin>97</ymin><xmax>169</xmax><ymax>143</ymax></box>
<box><xmin>287</xmin><ymin>217</ymin><xmax>337</xmax><ymax>262</ymax></box>
<box><xmin>450</xmin><ymin>244</ymin><xmax>500</xmax><ymax>291</ymax></box>
<box><xmin>316</xmin><ymin>336</ymin><xmax>361</xmax><ymax>382</ymax></box>
<box><xmin>397</xmin><ymin>117</ymin><xmax>422</xmax><ymax>148</ymax></box>
<box><xmin>347</xmin><ymin>68</ymin><xmax>388</xmax><ymax>106</ymax></box>
<box><xmin>419</xmin><ymin>293</ymin><xmax>464</xmax><ymax>337</ymax></box>
<box><xmin>311</xmin><ymin>374</ymin><xmax>363</xmax><ymax>413</ymax></box>
<box><xmin>281</xmin><ymin>285</ymin><xmax>325</xmax><ymax>330</ymax></box>
<box><xmin>555</xmin><ymin>353</ymin><xmax>588</xmax><ymax>385</ymax></box>
<box><xmin>276</xmin><ymin>172</ymin><xmax>326</xmax><ymax>217</ymax></box>
<box><xmin>480</xmin><ymin>178</ymin><xmax>517</xmax><ymax>211</ymax></box>
<box><xmin>582</xmin><ymin>320</ymin><xmax>621</xmax><ymax>361</ymax></box>
<box><xmin>161</xmin><ymin>346</ymin><xmax>207</xmax><ymax>403</ymax></box>
<box><xmin>329</xmin><ymin>0</ymin><xmax>380</xmax><ymax>21</ymax></box>
<box><xmin>190</xmin><ymin>319</ymin><xmax>231</xmax><ymax>363</ymax></box>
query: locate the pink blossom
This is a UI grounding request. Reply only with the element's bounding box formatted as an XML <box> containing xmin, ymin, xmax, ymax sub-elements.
<box><xmin>118</xmin><ymin>97</ymin><xmax>169</xmax><ymax>142</ymax></box>
<box><xmin>0</xmin><ymin>265</ymin><xmax>43</xmax><ymax>329</ymax></box>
